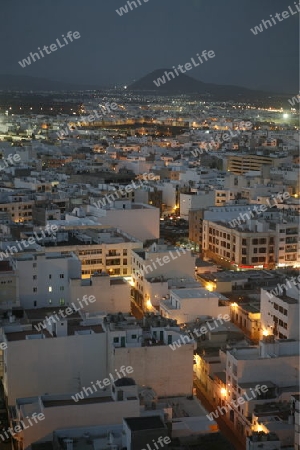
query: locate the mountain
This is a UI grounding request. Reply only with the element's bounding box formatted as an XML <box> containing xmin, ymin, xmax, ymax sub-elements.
<box><xmin>0</xmin><ymin>74</ymin><xmax>96</xmax><ymax>91</ymax></box>
<box><xmin>129</xmin><ymin>69</ymin><xmax>287</xmax><ymax>100</ymax></box>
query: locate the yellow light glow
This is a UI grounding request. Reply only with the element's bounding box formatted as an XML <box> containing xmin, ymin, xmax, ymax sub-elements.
<box><xmin>262</xmin><ymin>329</ymin><xmax>269</xmax><ymax>336</ymax></box>
<box><xmin>221</xmin><ymin>388</ymin><xmax>227</xmax><ymax>396</ymax></box>
<box><xmin>206</xmin><ymin>283</ymin><xmax>215</xmax><ymax>292</ymax></box>
<box><xmin>231</xmin><ymin>302</ymin><xmax>238</xmax><ymax>307</ymax></box>
<box><xmin>146</xmin><ymin>299</ymin><xmax>152</xmax><ymax>310</ymax></box>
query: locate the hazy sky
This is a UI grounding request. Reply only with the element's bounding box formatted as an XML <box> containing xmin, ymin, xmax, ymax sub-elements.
<box><xmin>0</xmin><ymin>0</ymin><xmax>298</xmax><ymax>92</ymax></box>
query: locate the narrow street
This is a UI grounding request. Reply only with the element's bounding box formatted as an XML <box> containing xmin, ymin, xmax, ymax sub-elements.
<box><xmin>194</xmin><ymin>380</ymin><xmax>245</xmax><ymax>450</ymax></box>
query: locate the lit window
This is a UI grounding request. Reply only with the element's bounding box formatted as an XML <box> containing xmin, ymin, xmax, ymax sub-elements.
<box><xmin>49</xmin><ymin>286</ymin><xmax>52</xmax><ymax>292</ymax></box>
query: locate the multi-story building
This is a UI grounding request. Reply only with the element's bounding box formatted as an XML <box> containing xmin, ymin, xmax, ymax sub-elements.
<box><xmin>224</xmin><ymin>338</ymin><xmax>299</xmax><ymax>440</ymax></box>
<box><xmin>70</xmin><ymin>272</ymin><xmax>131</xmax><ymax>314</ymax></box>
<box><xmin>261</xmin><ymin>286</ymin><xmax>299</xmax><ymax>340</ymax></box>
<box><xmin>43</xmin><ymin>227</ymin><xmax>142</xmax><ymax>279</ymax></box>
<box><xmin>11</xmin><ymin>252</ymin><xmax>81</xmax><ymax>309</ymax></box>
<box><xmin>160</xmin><ymin>287</ymin><xmax>230</xmax><ymax>324</ymax></box>
<box><xmin>0</xmin><ymin>195</ymin><xmax>34</xmax><ymax>223</ymax></box>
<box><xmin>104</xmin><ymin>313</ymin><xmax>194</xmax><ymax>398</ymax></box>
<box><xmin>225</xmin><ymin>154</ymin><xmax>288</xmax><ymax>175</ymax></box>
<box><xmin>131</xmin><ymin>242</ymin><xmax>195</xmax><ymax>311</ymax></box>
<box><xmin>229</xmin><ymin>301</ymin><xmax>261</xmax><ymax>341</ymax></box>
<box><xmin>202</xmin><ymin>219</ymin><xmax>276</xmax><ymax>270</ymax></box>
<box><xmin>84</xmin><ymin>202</ymin><xmax>160</xmax><ymax>242</ymax></box>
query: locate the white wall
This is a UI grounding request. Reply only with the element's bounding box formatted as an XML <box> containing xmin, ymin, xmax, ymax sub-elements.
<box><xmin>109</xmin><ymin>344</ymin><xmax>194</xmax><ymax>397</ymax></box>
<box><xmin>4</xmin><ymin>331</ymin><xmax>107</xmax><ymax>405</ymax></box>
<box><xmin>16</xmin><ymin>253</ymin><xmax>81</xmax><ymax>309</ymax></box>
<box><xmin>70</xmin><ymin>275</ymin><xmax>131</xmax><ymax>314</ymax></box>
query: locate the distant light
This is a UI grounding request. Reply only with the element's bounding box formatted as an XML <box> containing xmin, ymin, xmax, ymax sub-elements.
<box><xmin>124</xmin><ymin>86</ymin><xmax>127</xmax><ymax>90</ymax></box>
<box><xmin>283</xmin><ymin>113</ymin><xmax>289</xmax><ymax>119</ymax></box>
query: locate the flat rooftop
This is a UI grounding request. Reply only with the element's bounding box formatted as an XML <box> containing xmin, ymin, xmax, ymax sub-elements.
<box><xmin>43</xmin><ymin>396</ymin><xmax>113</xmax><ymax>408</ymax></box>
<box><xmin>171</xmin><ymin>288</ymin><xmax>225</xmax><ymax>299</ymax></box>
<box><xmin>124</xmin><ymin>415</ymin><xmax>165</xmax><ymax>431</ymax></box>
<box><xmin>5</xmin><ymin>323</ymin><xmax>104</xmax><ymax>341</ymax></box>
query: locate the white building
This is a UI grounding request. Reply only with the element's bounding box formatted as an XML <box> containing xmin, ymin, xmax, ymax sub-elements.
<box><xmin>15</xmin><ymin>380</ymin><xmax>139</xmax><ymax>450</ymax></box>
<box><xmin>131</xmin><ymin>242</ymin><xmax>195</xmax><ymax>311</ymax></box>
<box><xmin>3</xmin><ymin>321</ymin><xmax>106</xmax><ymax>406</ymax></box>
<box><xmin>224</xmin><ymin>337</ymin><xmax>300</xmax><ymax>438</ymax></box>
<box><xmin>160</xmin><ymin>288</ymin><xmax>230</xmax><ymax>324</ymax></box>
<box><xmin>70</xmin><ymin>272</ymin><xmax>131</xmax><ymax>314</ymax></box>
<box><xmin>261</xmin><ymin>287</ymin><xmax>299</xmax><ymax>340</ymax></box>
<box><xmin>83</xmin><ymin>202</ymin><xmax>160</xmax><ymax>242</ymax></box>
<box><xmin>12</xmin><ymin>252</ymin><xmax>81</xmax><ymax>309</ymax></box>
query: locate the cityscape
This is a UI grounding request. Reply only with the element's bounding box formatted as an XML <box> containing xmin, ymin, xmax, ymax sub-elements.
<box><xmin>0</xmin><ymin>1</ymin><xmax>299</xmax><ymax>450</ymax></box>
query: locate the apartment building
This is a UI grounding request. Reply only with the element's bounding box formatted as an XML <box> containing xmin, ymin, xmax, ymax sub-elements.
<box><xmin>11</xmin><ymin>252</ymin><xmax>81</xmax><ymax>309</ymax></box>
<box><xmin>43</xmin><ymin>227</ymin><xmax>142</xmax><ymax>279</ymax></box>
<box><xmin>225</xmin><ymin>154</ymin><xmax>286</xmax><ymax>175</ymax></box>
<box><xmin>261</xmin><ymin>287</ymin><xmax>299</xmax><ymax>340</ymax></box>
<box><xmin>104</xmin><ymin>313</ymin><xmax>194</xmax><ymax>398</ymax></box>
<box><xmin>224</xmin><ymin>338</ymin><xmax>299</xmax><ymax>439</ymax></box>
<box><xmin>160</xmin><ymin>287</ymin><xmax>230</xmax><ymax>324</ymax></box>
<box><xmin>84</xmin><ymin>202</ymin><xmax>160</xmax><ymax>242</ymax></box>
<box><xmin>0</xmin><ymin>196</ymin><xmax>34</xmax><ymax>223</ymax></box>
<box><xmin>273</xmin><ymin>219</ymin><xmax>300</xmax><ymax>267</ymax></box>
<box><xmin>131</xmin><ymin>242</ymin><xmax>195</xmax><ymax>311</ymax></box>
<box><xmin>2</xmin><ymin>320</ymin><xmax>107</xmax><ymax>406</ymax></box>
<box><xmin>203</xmin><ymin>219</ymin><xmax>276</xmax><ymax>270</ymax></box>
<box><xmin>230</xmin><ymin>301</ymin><xmax>261</xmax><ymax>341</ymax></box>
<box><xmin>15</xmin><ymin>382</ymin><xmax>139</xmax><ymax>450</ymax></box>
<box><xmin>70</xmin><ymin>272</ymin><xmax>131</xmax><ymax>314</ymax></box>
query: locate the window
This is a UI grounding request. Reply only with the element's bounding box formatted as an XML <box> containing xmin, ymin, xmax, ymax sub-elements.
<box><xmin>49</xmin><ymin>274</ymin><xmax>52</xmax><ymax>279</ymax></box>
<box><xmin>33</xmin><ymin>275</ymin><xmax>37</xmax><ymax>280</ymax></box>
<box><xmin>131</xmin><ymin>334</ymin><xmax>137</xmax><ymax>339</ymax></box>
<box><xmin>33</xmin><ymin>287</ymin><xmax>37</xmax><ymax>293</ymax></box>
<box><xmin>60</xmin><ymin>274</ymin><xmax>64</xmax><ymax>279</ymax></box>
<box><xmin>123</xmin><ymin>249</ymin><xmax>127</xmax><ymax>256</ymax></box>
<box><xmin>113</xmin><ymin>337</ymin><xmax>119</xmax><ymax>343</ymax></box>
<box><xmin>49</xmin><ymin>299</ymin><xmax>52</xmax><ymax>304</ymax></box>
<box><xmin>49</xmin><ymin>286</ymin><xmax>52</xmax><ymax>292</ymax></box>
<box><xmin>60</xmin><ymin>286</ymin><xmax>64</xmax><ymax>291</ymax></box>
<box><xmin>33</xmin><ymin>263</ymin><xmax>37</xmax><ymax>268</ymax></box>
<box><xmin>59</xmin><ymin>298</ymin><xmax>65</xmax><ymax>306</ymax></box>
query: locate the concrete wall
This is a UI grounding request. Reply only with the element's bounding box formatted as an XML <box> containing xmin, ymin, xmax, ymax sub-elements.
<box><xmin>70</xmin><ymin>276</ymin><xmax>131</xmax><ymax>314</ymax></box>
<box><xmin>21</xmin><ymin>398</ymin><xmax>139</xmax><ymax>450</ymax></box>
<box><xmin>109</xmin><ymin>344</ymin><xmax>194</xmax><ymax>397</ymax></box>
<box><xmin>4</xmin><ymin>331</ymin><xmax>107</xmax><ymax>405</ymax></box>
